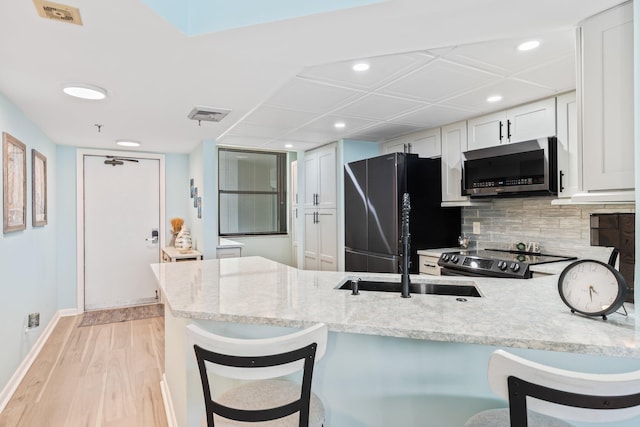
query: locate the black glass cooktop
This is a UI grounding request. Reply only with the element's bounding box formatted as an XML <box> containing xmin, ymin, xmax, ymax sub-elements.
<box><xmin>449</xmin><ymin>248</ymin><xmax>576</xmax><ymax>265</ymax></box>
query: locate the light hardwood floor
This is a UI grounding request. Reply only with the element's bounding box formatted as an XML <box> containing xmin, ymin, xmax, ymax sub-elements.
<box><xmin>0</xmin><ymin>315</ymin><xmax>168</xmax><ymax>427</ymax></box>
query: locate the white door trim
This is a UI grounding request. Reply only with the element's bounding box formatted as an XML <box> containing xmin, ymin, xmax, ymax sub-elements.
<box><xmin>76</xmin><ymin>149</ymin><xmax>165</xmax><ymax>313</ymax></box>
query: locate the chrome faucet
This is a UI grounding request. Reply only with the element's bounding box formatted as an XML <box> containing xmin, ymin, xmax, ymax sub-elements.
<box><xmin>401</xmin><ymin>193</ymin><xmax>411</xmax><ymax>298</ymax></box>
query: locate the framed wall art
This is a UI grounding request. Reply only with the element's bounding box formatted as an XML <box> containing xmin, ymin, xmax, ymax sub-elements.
<box><xmin>32</xmin><ymin>149</ymin><xmax>47</xmax><ymax>226</ymax></box>
<box><xmin>3</xmin><ymin>132</ymin><xmax>27</xmax><ymax>233</ymax></box>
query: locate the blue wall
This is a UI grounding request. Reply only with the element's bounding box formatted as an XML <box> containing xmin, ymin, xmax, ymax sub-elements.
<box><xmin>0</xmin><ymin>92</ymin><xmax>58</xmax><ymax>390</ymax></box>
<box><xmin>0</xmin><ymin>91</ymin><xmax>193</xmax><ymax>394</ymax></box>
<box><xmin>188</xmin><ymin>140</ymin><xmax>217</xmax><ymax>258</ymax></box>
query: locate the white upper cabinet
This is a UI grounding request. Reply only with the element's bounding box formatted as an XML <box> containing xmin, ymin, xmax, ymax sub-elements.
<box><xmin>580</xmin><ymin>1</ymin><xmax>634</xmax><ymax>192</ymax></box>
<box><xmin>410</xmin><ymin>128</ymin><xmax>442</xmax><ymax>158</ymax></box>
<box><xmin>303</xmin><ymin>143</ymin><xmax>336</xmax><ymax>209</ymax></box>
<box><xmin>467</xmin><ymin>98</ymin><xmax>557</xmax><ymax>150</ymax></box>
<box><xmin>440</xmin><ymin>121</ymin><xmax>468</xmax><ymax>203</ymax></box>
<box><xmin>556</xmin><ymin>92</ymin><xmax>580</xmax><ymax>198</ymax></box>
<box><xmin>382</xmin><ymin>128</ymin><xmax>441</xmax><ymax>158</ymax></box>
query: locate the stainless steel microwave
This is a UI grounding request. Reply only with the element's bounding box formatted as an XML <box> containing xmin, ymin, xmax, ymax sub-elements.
<box><xmin>461</xmin><ymin>137</ymin><xmax>558</xmax><ymax>198</ymax></box>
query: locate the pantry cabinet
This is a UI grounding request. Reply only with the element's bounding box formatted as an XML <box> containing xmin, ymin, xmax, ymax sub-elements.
<box><xmin>580</xmin><ymin>1</ymin><xmax>634</xmax><ymax>193</ymax></box>
<box><xmin>303</xmin><ymin>143</ymin><xmax>336</xmax><ymax>209</ymax></box>
<box><xmin>303</xmin><ymin>143</ymin><xmax>337</xmax><ymax>271</ymax></box>
<box><xmin>303</xmin><ymin>208</ymin><xmax>337</xmax><ymax>271</ymax></box>
<box><xmin>467</xmin><ymin>98</ymin><xmax>556</xmax><ymax>150</ymax></box>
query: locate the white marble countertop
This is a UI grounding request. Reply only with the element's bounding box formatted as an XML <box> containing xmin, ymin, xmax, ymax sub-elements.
<box><xmin>151</xmin><ymin>256</ymin><xmax>640</xmax><ymax>358</ymax></box>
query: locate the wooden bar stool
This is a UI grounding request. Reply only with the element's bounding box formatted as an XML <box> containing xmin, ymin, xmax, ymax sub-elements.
<box><xmin>186</xmin><ymin>323</ymin><xmax>328</xmax><ymax>427</ymax></box>
<box><xmin>465</xmin><ymin>349</ymin><xmax>640</xmax><ymax>427</ymax></box>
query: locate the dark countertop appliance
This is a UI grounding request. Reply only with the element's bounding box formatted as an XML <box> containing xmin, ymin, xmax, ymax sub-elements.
<box><xmin>462</xmin><ymin>137</ymin><xmax>558</xmax><ymax>198</ymax></box>
<box><xmin>438</xmin><ymin>249</ymin><xmax>577</xmax><ymax>279</ymax></box>
<box><xmin>345</xmin><ymin>153</ymin><xmax>461</xmax><ymax>274</ymax></box>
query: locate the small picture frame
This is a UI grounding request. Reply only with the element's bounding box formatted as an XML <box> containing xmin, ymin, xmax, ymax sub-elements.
<box><xmin>197</xmin><ymin>197</ymin><xmax>202</xmax><ymax>219</ymax></box>
<box><xmin>3</xmin><ymin>132</ymin><xmax>27</xmax><ymax>233</ymax></box>
<box><xmin>32</xmin><ymin>149</ymin><xmax>47</xmax><ymax>226</ymax></box>
<box><xmin>190</xmin><ymin>178</ymin><xmax>195</xmax><ymax>198</ymax></box>
<box><xmin>193</xmin><ymin>187</ymin><xmax>198</xmax><ymax>207</ymax></box>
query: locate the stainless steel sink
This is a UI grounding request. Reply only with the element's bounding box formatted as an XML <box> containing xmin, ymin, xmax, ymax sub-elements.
<box><xmin>337</xmin><ymin>280</ymin><xmax>481</xmax><ymax>297</ymax></box>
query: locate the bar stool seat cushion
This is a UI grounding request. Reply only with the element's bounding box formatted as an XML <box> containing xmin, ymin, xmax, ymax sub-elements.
<box><xmin>213</xmin><ymin>379</ymin><xmax>324</xmax><ymax>427</ymax></box>
<box><xmin>465</xmin><ymin>408</ymin><xmax>574</xmax><ymax>427</ymax></box>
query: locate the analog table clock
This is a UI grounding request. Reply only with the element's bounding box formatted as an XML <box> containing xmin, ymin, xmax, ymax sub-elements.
<box><xmin>557</xmin><ymin>259</ymin><xmax>628</xmax><ymax>320</ymax></box>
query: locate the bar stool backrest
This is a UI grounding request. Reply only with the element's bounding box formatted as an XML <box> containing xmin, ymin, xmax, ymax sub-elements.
<box><xmin>487</xmin><ymin>349</ymin><xmax>640</xmax><ymax>424</ymax></box>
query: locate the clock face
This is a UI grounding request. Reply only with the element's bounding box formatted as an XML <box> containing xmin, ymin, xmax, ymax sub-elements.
<box><xmin>558</xmin><ymin>260</ymin><xmax>626</xmax><ymax>316</ymax></box>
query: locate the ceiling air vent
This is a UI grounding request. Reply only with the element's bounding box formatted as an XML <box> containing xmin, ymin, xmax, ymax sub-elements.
<box><xmin>33</xmin><ymin>0</ymin><xmax>83</xmax><ymax>25</ymax></box>
<box><xmin>188</xmin><ymin>106</ymin><xmax>231</xmax><ymax>123</ymax></box>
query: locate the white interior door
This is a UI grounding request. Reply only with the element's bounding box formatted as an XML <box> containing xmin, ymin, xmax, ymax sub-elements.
<box><xmin>84</xmin><ymin>154</ymin><xmax>161</xmax><ymax>310</ymax></box>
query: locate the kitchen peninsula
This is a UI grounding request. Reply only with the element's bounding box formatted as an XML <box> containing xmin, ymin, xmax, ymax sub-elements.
<box><xmin>153</xmin><ymin>256</ymin><xmax>640</xmax><ymax>427</ymax></box>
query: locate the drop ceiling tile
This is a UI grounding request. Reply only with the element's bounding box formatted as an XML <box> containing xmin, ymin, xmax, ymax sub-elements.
<box><xmin>380</xmin><ymin>59</ymin><xmax>499</xmax><ymax>102</ymax></box>
<box><xmin>333</xmin><ymin>93</ymin><xmax>426</xmax><ymax>121</ymax></box>
<box><xmin>390</xmin><ymin>104</ymin><xmax>477</xmax><ymax>128</ymax></box>
<box><xmin>300</xmin><ymin>114</ymin><xmax>379</xmax><ymax>134</ymax></box>
<box><xmin>298</xmin><ymin>52</ymin><xmax>433</xmax><ymax>91</ymax></box>
<box><xmin>445</xmin><ymin>30</ymin><xmax>575</xmax><ymax>75</ymax></box>
<box><xmin>225</xmin><ymin>122</ymin><xmax>289</xmax><ymax>139</ymax></box>
<box><xmin>265</xmin><ymin>78</ymin><xmax>363</xmax><ymax>113</ymax></box>
<box><xmin>347</xmin><ymin>122</ymin><xmax>423</xmax><ymax>142</ymax></box>
<box><xmin>444</xmin><ymin>79</ymin><xmax>556</xmax><ymax>112</ymax></box>
<box><xmin>217</xmin><ymin>135</ymin><xmax>274</xmax><ymax>147</ymax></box>
<box><xmin>242</xmin><ymin>105</ymin><xmax>319</xmax><ymax>128</ymax></box>
<box><xmin>262</xmin><ymin>140</ymin><xmax>319</xmax><ymax>152</ymax></box>
<box><xmin>280</xmin><ymin>128</ymin><xmax>339</xmax><ymax>144</ymax></box>
<box><xmin>512</xmin><ymin>56</ymin><xmax>576</xmax><ymax>92</ymax></box>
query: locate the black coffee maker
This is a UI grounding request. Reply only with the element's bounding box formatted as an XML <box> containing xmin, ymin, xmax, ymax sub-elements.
<box><xmin>590</xmin><ymin>213</ymin><xmax>635</xmax><ymax>303</ymax></box>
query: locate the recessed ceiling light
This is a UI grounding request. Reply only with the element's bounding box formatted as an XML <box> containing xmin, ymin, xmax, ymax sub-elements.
<box><xmin>334</xmin><ymin>122</ymin><xmax>346</xmax><ymax>129</ymax></box>
<box><xmin>62</xmin><ymin>83</ymin><xmax>107</xmax><ymax>100</ymax></box>
<box><xmin>486</xmin><ymin>95</ymin><xmax>503</xmax><ymax>103</ymax></box>
<box><xmin>284</xmin><ymin>144</ymin><xmax>293</xmax><ymax>148</ymax></box>
<box><xmin>116</xmin><ymin>140</ymin><xmax>140</xmax><ymax>147</ymax></box>
<box><xmin>517</xmin><ymin>40</ymin><xmax>540</xmax><ymax>51</ymax></box>
<box><xmin>352</xmin><ymin>62</ymin><xmax>370</xmax><ymax>72</ymax></box>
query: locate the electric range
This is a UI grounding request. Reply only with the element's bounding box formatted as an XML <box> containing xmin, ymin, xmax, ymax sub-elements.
<box><xmin>437</xmin><ymin>249</ymin><xmax>577</xmax><ymax>279</ymax></box>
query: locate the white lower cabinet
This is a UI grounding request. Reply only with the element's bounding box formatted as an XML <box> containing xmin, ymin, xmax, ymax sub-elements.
<box><xmin>419</xmin><ymin>254</ymin><xmax>442</xmax><ymax>275</ymax></box>
<box><xmin>303</xmin><ymin>209</ymin><xmax>337</xmax><ymax>271</ymax></box>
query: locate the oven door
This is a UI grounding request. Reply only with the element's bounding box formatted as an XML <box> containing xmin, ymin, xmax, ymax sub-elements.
<box><xmin>440</xmin><ymin>267</ymin><xmax>492</xmax><ymax>277</ymax></box>
<box><xmin>440</xmin><ymin>266</ymin><xmax>532</xmax><ymax>279</ymax></box>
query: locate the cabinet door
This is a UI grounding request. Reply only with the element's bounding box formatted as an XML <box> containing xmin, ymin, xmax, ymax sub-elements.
<box><xmin>441</xmin><ymin>121</ymin><xmax>468</xmax><ymax>203</ymax></box>
<box><xmin>467</xmin><ymin>111</ymin><xmax>505</xmax><ymax>150</ymax></box>
<box><xmin>303</xmin><ymin>210</ymin><xmax>318</xmax><ymax>270</ymax></box>
<box><xmin>581</xmin><ymin>2</ymin><xmax>634</xmax><ymax>191</ymax></box>
<box><xmin>317</xmin><ymin>209</ymin><xmax>337</xmax><ymax>271</ymax></box>
<box><xmin>303</xmin><ymin>152</ymin><xmax>318</xmax><ymax>208</ymax></box>
<box><xmin>316</xmin><ymin>145</ymin><xmax>336</xmax><ymax>208</ymax></box>
<box><xmin>410</xmin><ymin>128</ymin><xmax>441</xmax><ymax>158</ymax></box>
<box><xmin>382</xmin><ymin>138</ymin><xmax>409</xmax><ymax>154</ymax></box>
<box><xmin>556</xmin><ymin>92</ymin><xmax>580</xmax><ymax>198</ymax></box>
<box><xmin>507</xmin><ymin>98</ymin><xmax>556</xmax><ymax>144</ymax></box>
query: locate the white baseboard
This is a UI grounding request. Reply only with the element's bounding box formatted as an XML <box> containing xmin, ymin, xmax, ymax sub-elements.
<box><xmin>161</xmin><ymin>374</ymin><xmax>178</xmax><ymax>427</ymax></box>
<box><xmin>0</xmin><ymin>308</ymin><xmax>71</xmax><ymax>412</ymax></box>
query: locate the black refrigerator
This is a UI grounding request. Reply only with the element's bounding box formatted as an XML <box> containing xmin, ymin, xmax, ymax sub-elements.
<box><xmin>344</xmin><ymin>152</ymin><xmax>461</xmax><ymax>274</ymax></box>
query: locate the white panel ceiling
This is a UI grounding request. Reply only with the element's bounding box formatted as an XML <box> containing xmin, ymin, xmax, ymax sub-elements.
<box><xmin>220</xmin><ymin>28</ymin><xmax>578</xmax><ymax>150</ymax></box>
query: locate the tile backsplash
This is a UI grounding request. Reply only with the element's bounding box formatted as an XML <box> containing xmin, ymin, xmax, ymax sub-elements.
<box><xmin>461</xmin><ymin>197</ymin><xmax>635</xmax><ymax>262</ymax></box>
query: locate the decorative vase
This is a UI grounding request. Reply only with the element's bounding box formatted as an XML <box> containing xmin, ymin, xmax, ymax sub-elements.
<box><xmin>174</xmin><ymin>226</ymin><xmax>192</xmax><ymax>250</ymax></box>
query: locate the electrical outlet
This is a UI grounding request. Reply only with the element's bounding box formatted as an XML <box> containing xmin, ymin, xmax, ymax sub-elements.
<box><xmin>27</xmin><ymin>312</ymin><xmax>40</xmax><ymax>328</ymax></box>
<box><xmin>473</xmin><ymin>222</ymin><xmax>481</xmax><ymax>234</ymax></box>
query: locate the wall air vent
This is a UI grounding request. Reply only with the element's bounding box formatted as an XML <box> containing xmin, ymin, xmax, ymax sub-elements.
<box><xmin>188</xmin><ymin>106</ymin><xmax>231</xmax><ymax>123</ymax></box>
<box><xmin>33</xmin><ymin>0</ymin><xmax>83</xmax><ymax>25</ymax></box>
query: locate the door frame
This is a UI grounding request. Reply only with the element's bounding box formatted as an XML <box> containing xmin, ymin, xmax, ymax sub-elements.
<box><xmin>76</xmin><ymin>149</ymin><xmax>165</xmax><ymax>313</ymax></box>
